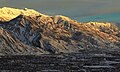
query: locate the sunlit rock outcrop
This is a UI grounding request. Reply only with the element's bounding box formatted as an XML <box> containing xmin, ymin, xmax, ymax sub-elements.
<box><xmin>0</xmin><ymin>7</ymin><xmax>47</xmax><ymax>22</ymax></box>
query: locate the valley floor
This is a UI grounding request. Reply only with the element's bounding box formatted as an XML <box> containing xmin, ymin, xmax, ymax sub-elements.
<box><xmin>0</xmin><ymin>49</ymin><xmax>120</xmax><ymax>72</ymax></box>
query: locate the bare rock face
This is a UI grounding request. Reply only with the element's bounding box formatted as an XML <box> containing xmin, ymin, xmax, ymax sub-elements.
<box><xmin>0</xmin><ymin>7</ymin><xmax>120</xmax><ymax>55</ymax></box>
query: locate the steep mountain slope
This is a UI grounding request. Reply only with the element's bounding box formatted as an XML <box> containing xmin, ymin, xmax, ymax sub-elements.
<box><xmin>0</xmin><ymin>7</ymin><xmax>120</xmax><ymax>55</ymax></box>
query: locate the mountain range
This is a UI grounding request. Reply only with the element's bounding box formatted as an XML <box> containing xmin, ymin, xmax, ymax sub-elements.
<box><xmin>0</xmin><ymin>7</ymin><xmax>120</xmax><ymax>55</ymax></box>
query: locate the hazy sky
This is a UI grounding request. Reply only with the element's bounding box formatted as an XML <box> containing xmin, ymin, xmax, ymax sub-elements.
<box><xmin>0</xmin><ymin>0</ymin><xmax>120</xmax><ymax>19</ymax></box>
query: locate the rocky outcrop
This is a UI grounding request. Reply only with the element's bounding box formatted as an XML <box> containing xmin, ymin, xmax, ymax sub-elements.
<box><xmin>0</xmin><ymin>7</ymin><xmax>120</xmax><ymax>55</ymax></box>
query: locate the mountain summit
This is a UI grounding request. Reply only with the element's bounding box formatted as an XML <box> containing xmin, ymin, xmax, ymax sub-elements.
<box><xmin>0</xmin><ymin>7</ymin><xmax>120</xmax><ymax>55</ymax></box>
<box><xmin>0</xmin><ymin>7</ymin><xmax>47</xmax><ymax>22</ymax></box>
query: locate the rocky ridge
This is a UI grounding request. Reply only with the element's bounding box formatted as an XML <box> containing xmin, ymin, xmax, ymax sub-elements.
<box><xmin>0</xmin><ymin>7</ymin><xmax>120</xmax><ymax>55</ymax></box>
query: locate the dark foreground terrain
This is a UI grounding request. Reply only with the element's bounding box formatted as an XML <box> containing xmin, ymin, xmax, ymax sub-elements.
<box><xmin>0</xmin><ymin>50</ymin><xmax>120</xmax><ymax>72</ymax></box>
